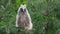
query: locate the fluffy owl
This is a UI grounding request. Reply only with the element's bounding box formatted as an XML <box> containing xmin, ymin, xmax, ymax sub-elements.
<box><xmin>16</xmin><ymin>4</ymin><xmax>33</xmax><ymax>30</ymax></box>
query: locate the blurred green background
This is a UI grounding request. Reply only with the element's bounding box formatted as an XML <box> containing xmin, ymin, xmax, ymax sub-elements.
<box><xmin>0</xmin><ymin>0</ymin><xmax>60</xmax><ymax>34</ymax></box>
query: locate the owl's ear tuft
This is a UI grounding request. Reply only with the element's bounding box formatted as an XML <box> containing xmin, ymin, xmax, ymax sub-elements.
<box><xmin>24</xmin><ymin>4</ymin><xmax>26</xmax><ymax>7</ymax></box>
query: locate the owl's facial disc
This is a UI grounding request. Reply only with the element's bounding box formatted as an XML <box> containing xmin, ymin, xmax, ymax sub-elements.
<box><xmin>20</xmin><ymin>8</ymin><xmax>26</xmax><ymax>13</ymax></box>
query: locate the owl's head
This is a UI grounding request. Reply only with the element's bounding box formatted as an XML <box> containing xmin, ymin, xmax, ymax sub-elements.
<box><xmin>20</xmin><ymin>4</ymin><xmax>26</xmax><ymax>9</ymax></box>
<box><xmin>18</xmin><ymin>4</ymin><xmax>27</xmax><ymax>13</ymax></box>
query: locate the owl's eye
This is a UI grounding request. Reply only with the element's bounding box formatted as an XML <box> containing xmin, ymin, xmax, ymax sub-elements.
<box><xmin>24</xmin><ymin>9</ymin><xmax>26</xmax><ymax>12</ymax></box>
<box><xmin>20</xmin><ymin>8</ymin><xmax>23</xmax><ymax>12</ymax></box>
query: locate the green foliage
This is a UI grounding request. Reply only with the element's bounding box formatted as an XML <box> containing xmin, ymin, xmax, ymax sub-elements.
<box><xmin>0</xmin><ymin>0</ymin><xmax>60</xmax><ymax>34</ymax></box>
